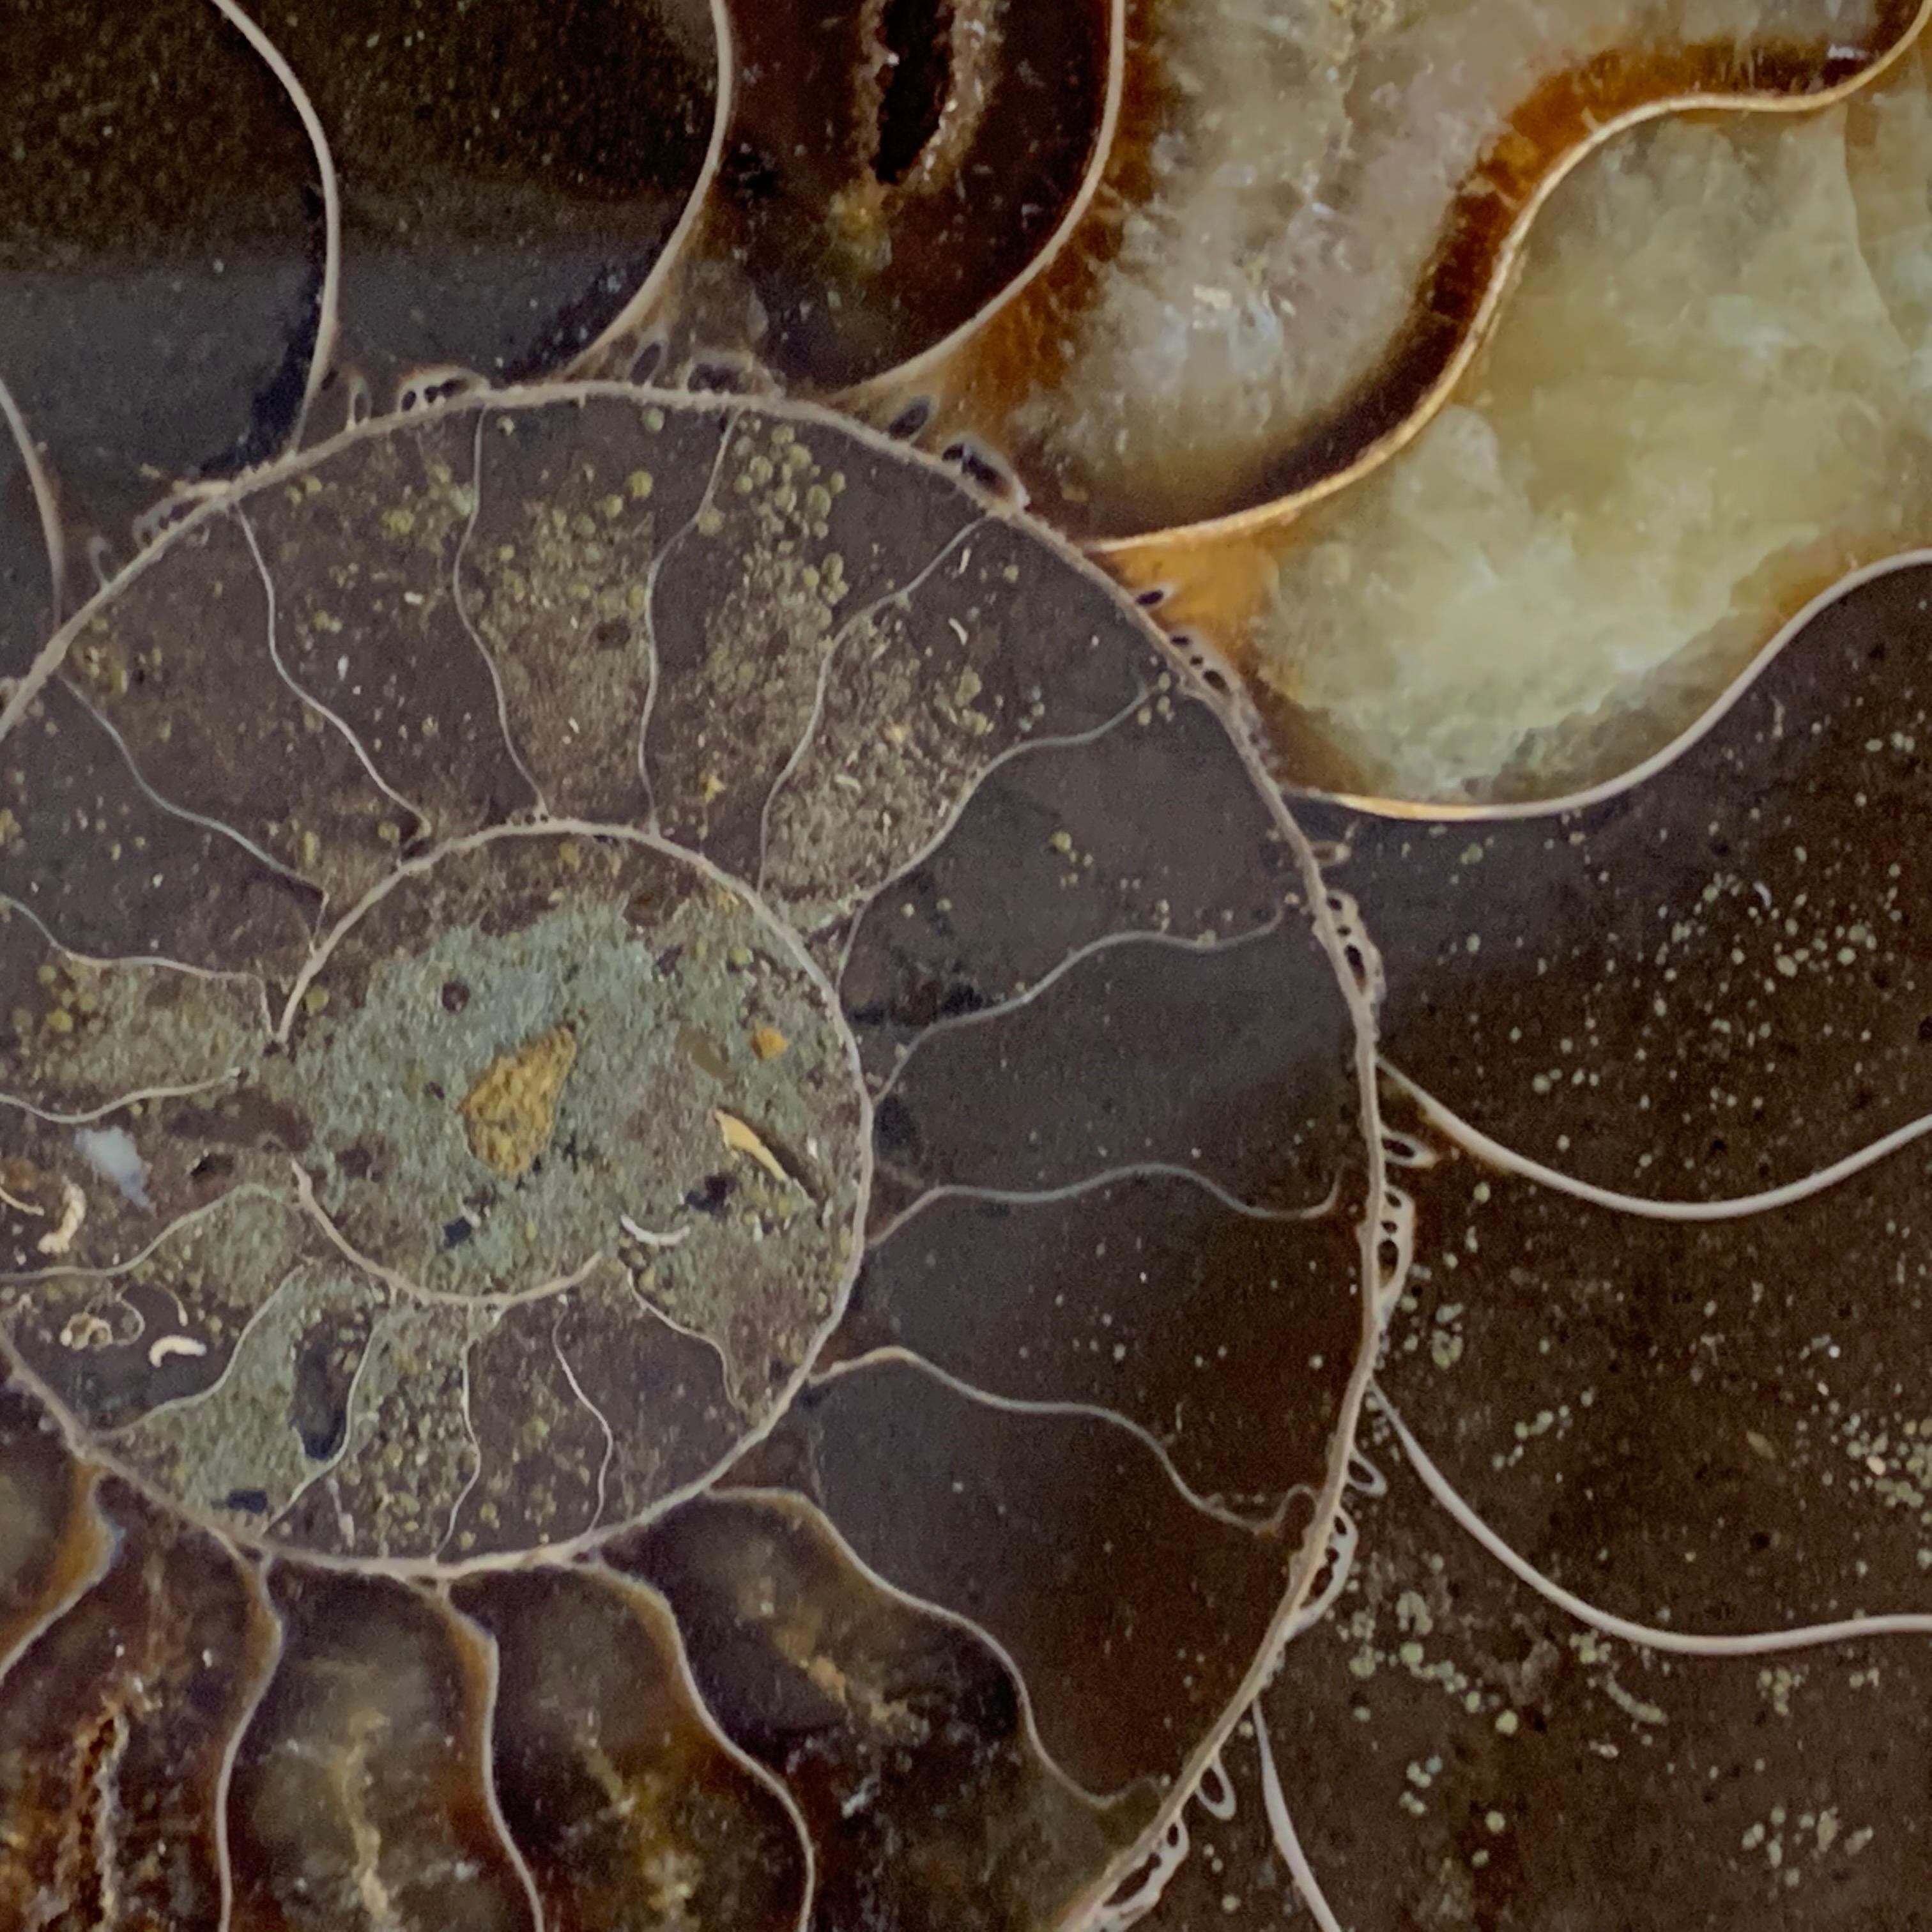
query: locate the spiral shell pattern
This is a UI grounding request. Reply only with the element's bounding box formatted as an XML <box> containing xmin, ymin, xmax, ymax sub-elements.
<box><xmin>0</xmin><ymin>387</ymin><xmax>1374</xmax><ymax>1930</ymax></box>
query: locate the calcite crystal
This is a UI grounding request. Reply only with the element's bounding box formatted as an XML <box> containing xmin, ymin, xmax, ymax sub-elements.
<box><xmin>1127</xmin><ymin>34</ymin><xmax>1932</xmax><ymax>801</ymax></box>
<box><xmin>853</xmin><ymin>0</ymin><xmax>1919</xmax><ymax>537</ymax></box>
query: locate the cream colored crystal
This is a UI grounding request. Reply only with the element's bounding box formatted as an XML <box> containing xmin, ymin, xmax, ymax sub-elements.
<box><xmin>1020</xmin><ymin>0</ymin><xmax>1885</xmax><ymax>532</ymax></box>
<box><xmin>1255</xmin><ymin>41</ymin><xmax>1932</xmax><ymax>799</ymax></box>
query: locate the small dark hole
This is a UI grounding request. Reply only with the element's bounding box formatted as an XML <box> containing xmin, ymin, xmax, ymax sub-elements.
<box><xmin>1135</xmin><ymin>586</ymin><xmax>1167</xmax><ymax>608</ymax></box>
<box><xmin>941</xmin><ymin>439</ymin><xmax>1014</xmax><ymax>497</ymax></box>
<box><xmin>687</xmin><ymin>358</ymin><xmax>749</xmax><ymax>395</ymax></box>
<box><xmin>722</xmin><ymin>142</ymin><xmax>779</xmax><ymax>201</ymax></box>
<box><xmin>443</xmin><ymin>1217</ymin><xmax>473</xmax><ymax>1249</ymax></box>
<box><xmin>887</xmin><ymin>397</ymin><xmax>933</xmax><ymax>440</ymax></box>
<box><xmin>591</xmin><ymin>617</ymin><xmax>631</xmax><ymax>650</ymax></box>
<box><xmin>937</xmin><ymin>981</ymin><xmax>988</xmax><ymax>1020</ymax></box>
<box><xmin>874</xmin><ymin>0</ymin><xmax>955</xmax><ymax>186</ymax></box>
<box><xmin>224</xmin><ymin>1488</ymin><xmax>270</xmax><ymax>1515</ymax></box>
<box><xmin>441</xmin><ymin>979</ymin><xmax>471</xmax><ymax>1013</ymax></box>
<box><xmin>337</xmin><ymin>1141</ymin><xmax>381</xmax><ymax>1183</ymax></box>
<box><xmin>684</xmin><ymin>1172</ymin><xmax>737</xmax><ymax>1215</ymax></box>
<box><xmin>631</xmin><ymin>340</ymin><xmax>664</xmax><ymax>383</ymax></box>
<box><xmin>188</xmin><ymin>1151</ymin><xmax>236</xmax><ymax>1183</ymax></box>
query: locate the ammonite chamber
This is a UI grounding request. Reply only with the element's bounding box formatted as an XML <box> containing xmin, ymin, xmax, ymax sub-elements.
<box><xmin>0</xmin><ymin>387</ymin><xmax>1376</xmax><ymax>1930</ymax></box>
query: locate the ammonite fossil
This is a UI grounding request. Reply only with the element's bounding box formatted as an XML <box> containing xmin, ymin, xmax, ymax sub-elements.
<box><xmin>13</xmin><ymin>4</ymin><xmax>1932</xmax><ymax>1926</ymax></box>
<box><xmin>0</xmin><ymin>386</ymin><xmax>1378</xmax><ymax>1929</ymax></box>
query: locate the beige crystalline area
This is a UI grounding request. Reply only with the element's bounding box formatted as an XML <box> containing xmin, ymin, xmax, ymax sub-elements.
<box><xmin>1255</xmin><ymin>43</ymin><xmax>1932</xmax><ymax>800</ymax></box>
<box><xmin>1020</xmin><ymin>0</ymin><xmax>1882</xmax><ymax>529</ymax></box>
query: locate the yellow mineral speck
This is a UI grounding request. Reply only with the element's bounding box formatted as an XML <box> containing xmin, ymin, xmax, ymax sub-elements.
<box><xmin>698</xmin><ymin>771</ymin><xmax>728</xmax><ymax>802</ymax></box>
<box><xmin>37</xmin><ymin>1178</ymin><xmax>86</xmax><ymax>1255</ymax></box>
<box><xmin>601</xmin><ymin>494</ymin><xmax>626</xmax><ymax>521</ymax></box>
<box><xmin>0</xmin><ymin>808</ymin><xmax>20</xmax><ymax>848</ymax></box>
<box><xmin>751</xmin><ymin>1026</ymin><xmax>789</xmax><ymax>1061</ymax></box>
<box><xmin>460</xmin><ymin>1025</ymin><xmax>578</xmax><ymax>1178</ymax></box>
<box><xmin>42</xmin><ymin>1008</ymin><xmax>72</xmax><ymax>1035</ymax></box>
<box><xmin>59</xmin><ymin>1310</ymin><xmax>112</xmax><ymax>1349</ymax></box>
<box><xmin>716</xmin><ymin>1110</ymin><xmax>790</xmax><ymax>1185</ymax></box>
<box><xmin>383</xmin><ymin>508</ymin><xmax>417</xmax><ymax>538</ymax></box>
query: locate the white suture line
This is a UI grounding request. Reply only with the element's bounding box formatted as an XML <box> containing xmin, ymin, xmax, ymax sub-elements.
<box><xmin>811</xmin><ymin>1344</ymin><xmax>1287</xmax><ymax>1533</ymax></box>
<box><xmin>1386</xmin><ymin>1058</ymin><xmax>1932</xmax><ymax>1222</ymax></box>
<box><xmin>450</xmin><ymin>408</ymin><xmax>549</xmax><ymax>814</ymax></box>
<box><xmin>551</xmin><ymin>1313</ymin><xmax>617</xmax><ymax>1532</ymax></box>
<box><xmin>203</xmin><ymin>0</ymin><xmax>341</xmax><ymax>451</ymax></box>
<box><xmin>869</xmin><ymin>1162</ymin><xmax>1339</xmax><ymax>1248</ymax></box>
<box><xmin>1082</xmin><ymin>1818</ymin><xmax>1189</xmax><ymax>1932</ymax></box>
<box><xmin>233</xmin><ymin>503</ymin><xmax>426</xmax><ymax>846</ymax></box>
<box><xmin>872</xmin><ymin>909</ymin><xmax>1287</xmax><ymax>1107</ymax></box>
<box><xmin>0</xmin><ymin>368</ymin><xmax>64</xmax><ymax>631</ymax></box>
<box><xmin>618</xmin><ymin>1214</ymin><xmax>689</xmax><ymax>1248</ymax></box>
<box><xmin>1196</xmin><ymin>1744</ymin><xmax>1237</xmax><ymax>1821</ymax></box>
<box><xmin>635</xmin><ymin>412</ymin><xmax>739</xmax><ymax>824</ymax></box>
<box><xmin>435</xmin><ymin>1331</ymin><xmax>485</xmax><ymax>1559</ymax></box>
<box><xmin>1284</xmin><ymin>1503</ymin><xmax>1358</xmax><ymax>1640</ymax></box>
<box><xmin>1252</xmin><ymin>1698</ymin><xmax>1351</xmax><ymax>1932</ymax></box>
<box><xmin>1376</xmin><ymin>1388</ymin><xmax>1932</xmax><ymax>1653</ymax></box>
